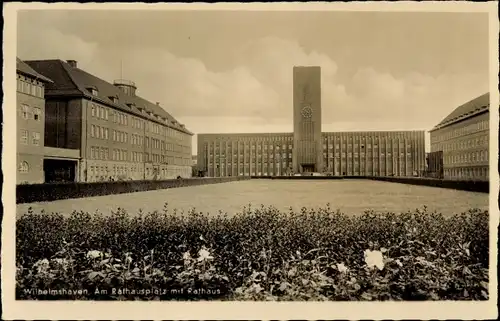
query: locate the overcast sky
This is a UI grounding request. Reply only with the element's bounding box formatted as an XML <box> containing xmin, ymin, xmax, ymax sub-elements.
<box><xmin>17</xmin><ymin>9</ymin><xmax>490</xmax><ymax>153</ymax></box>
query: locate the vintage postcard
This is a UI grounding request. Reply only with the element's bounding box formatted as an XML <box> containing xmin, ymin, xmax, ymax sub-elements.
<box><xmin>2</xmin><ymin>1</ymin><xmax>499</xmax><ymax>320</ymax></box>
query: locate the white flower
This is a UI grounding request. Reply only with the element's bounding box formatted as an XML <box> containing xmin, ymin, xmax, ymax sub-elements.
<box><xmin>52</xmin><ymin>258</ymin><xmax>70</xmax><ymax>269</ymax></box>
<box><xmin>86</xmin><ymin>250</ymin><xmax>103</xmax><ymax>260</ymax></box>
<box><xmin>34</xmin><ymin>259</ymin><xmax>50</xmax><ymax>273</ymax></box>
<box><xmin>182</xmin><ymin>251</ymin><xmax>192</xmax><ymax>261</ymax></box>
<box><xmin>197</xmin><ymin>247</ymin><xmax>214</xmax><ymax>262</ymax></box>
<box><xmin>336</xmin><ymin>263</ymin><xmax>348</xmax><ymax>273</ymax></box>
<box><xmin>364</xmin><ymin>249</ymin><xmax>385</xmax><ymax>270</ymax></box>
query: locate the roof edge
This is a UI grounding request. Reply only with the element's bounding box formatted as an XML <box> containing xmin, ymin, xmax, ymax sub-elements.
<box><xmin>430</xmin><ymin>108</ymin><xmax>489</xmax><ymax>132</ymax></box>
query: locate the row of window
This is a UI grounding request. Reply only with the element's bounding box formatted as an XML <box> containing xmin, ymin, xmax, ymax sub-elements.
<box><xmin>209</xmin><ymin>134</ymin><xmax>420</xmax><ymax>143</ymax></box>
<box><xmin>445</xmin><ymin>150</ymin><xmax>489</xmax><ymax>164</ymax></box>
<box><xmin>207</xmin><ymin>150</ymin><xmax>413</xmax><ymax>158</ymax></box>
<box><xmin>90</xmin><ymin>125</ymin><xmax>190</xmax><ymax>152</ymax></box>
<box><xmin>208</xmin><ymin>143</ymin><xmax>292</xmax><ymax>150</ymax></box>
<box><xmin>209</xmin><ymin>153</ymin><xmax>292</xmax><ymax>158</ymax></box>
<box><xmin>324</xmin><ymin>152</ymin><xmax>412</xmax><ymax>157</ymax></box>
<box><xmin>208</xmin><ymin>168</ymin><xmax>414</xmax><ymax>177</ymax></box>
<box><xmin>91</xmin><ymin>103</ymin><xmax>188</xmax><ymax>141</ymax></box>
<box><xmin>17</xmin><ymin>76</ymin><xmax>44</xmax><ymax>98</ymax></box>
<box><xmin>90</xmin><ymin>125</ymin><xmax>109</xmax><ymax>140</ymax></box>
<box><xmin>432</xmin><ymin>134</ymin><xmax>488</xmax><ymax>152</ymax></box>
<box><xmin>88</xmin><ymin>165</ymin><xmax>190</xmax><ymax>182</ymax></box>
<box><xmin>90</xmin><ymin>146</ymin><xmax>110</xmax><ymax>160</ymax></box>
<box><xmin>208</xmin><ymin>158</ymin><xmax>413</xmax><ymax>167</ymax></box>
<box><xmin>19</xmin><ymin>129</ymin><xmax>41</xmax><ymax>146</ymax></box>
<box><xmin>131</xmin><ymin>134</ymin><xmax>144</xmax><ymax>146</ymax></box>
<box><xmin>88</xmin><ymin>149</ymin><xmax>191</xmax><ymax>165</ymax></box>
<box><xmin>323</xmin><ymin>135</ymin><xmax>420</xmax><ymax>141</ymax></box>
<box><xmin>132</xmin><ymin>151</ymin><xmax>143</xmax><ymax>163</ymax></box>
<box><xmin>433</xmin><ymin>120</ymin><xmax>489</xmax><ymax>143</ymax></box>
<box><xmin>323</xmin><ymin>143</ymin><xmax>412</xmax><ymax>150</ymax></box>
<box><xmin>113</xmin><ymin>130</ymin><xmax>128</xmax><ymax>143</ymax></box>
<box><xmin>89</xmin><ymin>165</ymin><xmax>140</xmax><ymax>179</ymax></box>
<box><xmin>209</xmin><ymin>163</ymin><xmax>290</xmax><ymax>168</ymax></box>
<box><xmin>207</xmin><ymin>142</ymin><xmax>415</xmax><ymax>152</ymax></box>
<box><xmin>19</xmin><ymin>104</ymin><xmax>42</xmax><ymax>121</ymax></box>
<box><xmin>91</xmin><ymin>104</ymin><xmax>109</xmax><ymax>121</ymax></box>
<box><xmin>445</xmin><ymin>167</ymin><xmax>488</xmax><ymax>179</ymax></box>
<box><xmin>131</xmin><ymin>116</ymin><xmax>144</xmax><ymax>129</ymax></box>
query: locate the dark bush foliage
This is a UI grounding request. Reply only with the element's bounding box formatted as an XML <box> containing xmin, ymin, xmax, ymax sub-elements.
<box><xmin>16</xmin><ymin>205</ymin><xmax>489</xmax><ymax>301</ymax></box>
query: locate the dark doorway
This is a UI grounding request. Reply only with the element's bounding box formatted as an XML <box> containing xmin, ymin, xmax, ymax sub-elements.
<box><xmin>44</xmin><ymin>159</ymin><xmax>77</xmax><ymax>183</ymax></box>
<box><xmin>301</xmin><ymin>164</ymin><xmax>315</xmax><ymax>173</ymax></box>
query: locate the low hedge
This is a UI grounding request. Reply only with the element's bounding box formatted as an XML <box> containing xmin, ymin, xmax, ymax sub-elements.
<box><xmin>16</xmin><ymin>177</ymin><xmax>249</xmax><ymax>204</ymax></box>
<box><xmin>16</xmin><ymin>205</ymin><xmax>489</xmax><ymax>301</ymax></box>
<box><xmin>251</xmin><ymin>175</ymin><xmax>488</xmax><ymax>193</ymax></box>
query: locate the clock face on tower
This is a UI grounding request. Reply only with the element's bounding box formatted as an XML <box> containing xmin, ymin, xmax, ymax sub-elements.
<box><xmin>301</xmin><ymin>105</ymin><xmax>313</xmax><ymax>119</ymax></box>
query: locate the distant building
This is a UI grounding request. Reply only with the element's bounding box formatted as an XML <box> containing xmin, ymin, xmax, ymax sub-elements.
<box><xmin>197</xmin><ymin>66</ymin><xmax>426</xmax><ymax>177</ymax></box>
<box><xmin>25</xmin><ymin>59</ymin><xmax>193</xmax><ymax>183</ymax></box>
<box><xmin>16</xmin><ymin>58</ymin><xmax>53</xmax><ymax>184</ymax></box>
<box><xmin>426</xmin><ymin>151</ymin><xmax>444</xmax><ymax>179</ymax></box>
<box><xmin>429</xmin><ymin>93</ymin><xmax>489</xmax><ymax>181</ymax></box>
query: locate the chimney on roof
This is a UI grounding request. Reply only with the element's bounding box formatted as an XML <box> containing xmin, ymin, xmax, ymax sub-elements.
<box><xmin>67</xmin><ymin>60</ymin><xmax>77</xmax><ymax>68</ymax></box>
<box><xmin>156</xmin><ymin>102</ymin><xmax>160</xmax><ymax>106</ymax></box>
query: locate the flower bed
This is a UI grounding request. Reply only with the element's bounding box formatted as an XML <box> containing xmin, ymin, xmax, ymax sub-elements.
<box><xmin>16</xmin><ymin>205</ymin><xmax>489</xmax><ymax>301</ymax></box>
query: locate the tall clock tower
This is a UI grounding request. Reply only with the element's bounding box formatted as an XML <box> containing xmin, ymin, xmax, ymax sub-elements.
<box><xmin>292</xmin><ymin>66</ymin><xmax>323</xmax><ymax>174</ymax></box>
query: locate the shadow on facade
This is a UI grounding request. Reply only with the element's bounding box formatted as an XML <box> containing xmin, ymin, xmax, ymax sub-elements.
<box><xmin>44</xmin><ymin>159</ymin><xmax>77</xmax><ymax>183</ymax></box>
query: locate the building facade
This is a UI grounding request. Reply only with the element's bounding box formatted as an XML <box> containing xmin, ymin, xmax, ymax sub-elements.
<box><xmin>426</xmin><ymin>151</ymin><xmax>444</xmax><ymax>179</ymax></box>
<box><xmin>429</xmin><ymin>93</ymin><xmax>490</xmax><ymax>181</ymax></box>
<box><xmin>16</xmin><ymin>58</ymin><xmax>53</xmax><ymax>184</ymax></box>
<box><xmin>25</xmin><ymin>59</ymin><xmax>193</xmax><ymax>183</ymax></box>
<box><xmin>197</xmin><ymin>66</ymin><xmax>426</xmax><ymax>177</ymax></box>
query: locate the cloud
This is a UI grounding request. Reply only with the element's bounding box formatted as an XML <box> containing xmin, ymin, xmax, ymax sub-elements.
<box><xmin>17</xmin><ymin>24</ymin><xmax>489</xmax><ymax>149</ymax></box>
<box><xmin>17</xmin><ymin>23</ymin><xmax>99</xmax><ymax>67</ymax></box>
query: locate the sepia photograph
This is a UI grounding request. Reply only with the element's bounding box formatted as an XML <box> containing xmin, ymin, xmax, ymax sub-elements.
<box><xmin>2</xmin><ymin>1</ymin><xmax>499</xmax><ymax>320</ymax></box>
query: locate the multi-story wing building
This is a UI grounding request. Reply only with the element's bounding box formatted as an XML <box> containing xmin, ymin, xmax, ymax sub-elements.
<box><xmin>25</xmin><ymin>59</ymin><xmax>193</xmax><ymax>183</ymax></box>
<box><xmin>429</xmin><ymin>93</ymin><xmax>490</xmax><ymax>181</ymax></box>
<box><xmin>16</xmin><ymin>58</ymin><xmax>54</xmax><ymax>184</ymax></box>
<box><xmin>197</xmin><ymin>66</ymin><xmax>426</xmax><ymax>177</ymax></box>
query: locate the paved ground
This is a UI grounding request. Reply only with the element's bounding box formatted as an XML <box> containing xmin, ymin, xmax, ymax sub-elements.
<box><xmin>17</xmin><ymin>179</ymin><xmax>489</xmax><ymax>218</ymax></box>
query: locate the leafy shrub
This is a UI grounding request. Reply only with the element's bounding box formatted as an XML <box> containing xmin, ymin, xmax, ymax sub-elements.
<box><xmin>16</xmin><ymin>205</ymin><xmax>489</xmax><ymax>301</ymax></box>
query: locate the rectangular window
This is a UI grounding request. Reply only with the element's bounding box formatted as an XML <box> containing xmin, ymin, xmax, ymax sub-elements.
<box><xmin>91</xmin><ymin>125</ymin><xmax>95</xmax><ymax>138</ymax></box>
<box><xmin>33</xmin><ymin>107</ymin><xmax>42</xmax><ymax>121</ymax></box>
<box><xmin>32</xmin><ymin>132</ymin><xmax>40</xmax><ymax>146</ymax></box>
<box><xmin>20</xmin><ymin>129</ymin><xmax>28</xmax><ymax>144</ymax></box>
<box><xmin>21</xmin><ymin>104</ymin><xmax>30</xmax><ymax>119</ymax></box>
<box><xmin>25</xmin><ymin>82</ymin><xmax>31</xmax><ymax>94</ymax></box>
<box><xmin>91</xmin><ymin>104</ymin><xmax>96</xmax><ymax>117</ymax></box>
